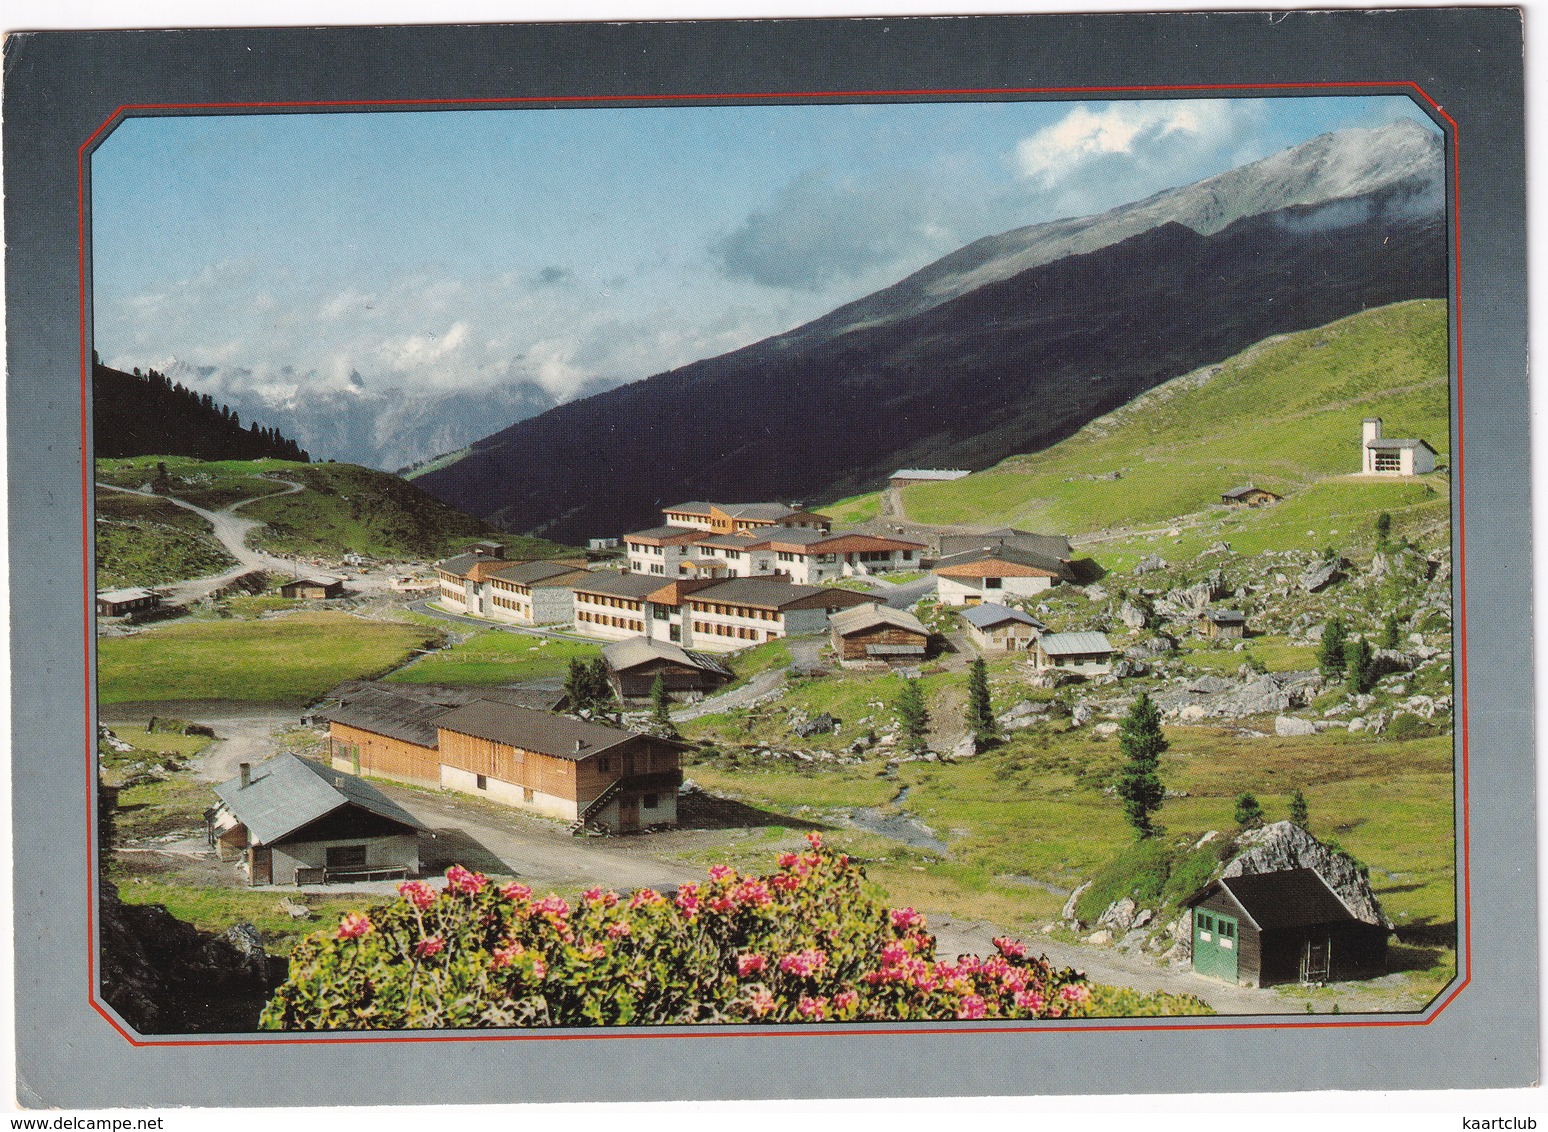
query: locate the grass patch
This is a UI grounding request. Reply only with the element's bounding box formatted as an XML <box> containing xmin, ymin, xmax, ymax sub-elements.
<box><xmin>95</xmin><ymin>487</ymin><xmax>237</xmax><ymax>588</ymax></box>
<box><xmin>387</xmin><ymin>631</ymin><xmax>601</xmax><ymax>685</ymax></box>
<box><xmin>823</xmin><ymin>493</ymin><xmax>882</xmax><ymax>524</ymax></box>
<box><xmin>111</xmin><ymin>876</ymin><xmax>364</xmax><ymax>955</ymax></box>
<box><xmin>885</xmin><ymin>301</ymin><xmax>1448</xmax><ymax>536</ymax></box>
<box><xmin>95</xmin><ymin>456</ymin><xmax>300</xmax><ymax>510</ymax></box>
<box><xmin>98</xmin><ymin>611</ymin><xmax>441</xmax><ymax>704</ymax></box>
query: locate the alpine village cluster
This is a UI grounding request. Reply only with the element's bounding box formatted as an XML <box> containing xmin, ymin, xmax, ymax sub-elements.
<box><xmin>93</xmin><ymin>121</ymin><xmax>1455</xmax><ymax>1031</ymax></box>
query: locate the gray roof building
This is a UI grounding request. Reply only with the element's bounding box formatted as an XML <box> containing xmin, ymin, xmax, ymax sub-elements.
<box><xmin>572</xmin><ymin>573</ymin><xmax>670</xmax><ymax>600</ymax></box>
<box><xmin>213</xmin><ymin>754</ymin><xmax>424</xmax><ymax>846</ymax></box>
<box><xmin>602</xmin><ymin>636</ymin><xmax>734</xmax><ymax>678</ymax></box>
<box><xmin>959</xmin><ymin>603</ymin><xmax>1046</xmax><ymax>630</ymax></box>
<box><xmin>1037</xmin><ymin>631</ymin><xmax>1114</xmax><ymax>656</ymax></box>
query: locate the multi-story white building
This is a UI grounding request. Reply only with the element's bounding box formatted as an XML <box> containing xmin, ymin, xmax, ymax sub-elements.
<box><xmin>571</xmin><ymin>574</ymin><xmax>665</xmax><ymax>642</ymax></box>
<box><xmin>933</xmin><ymin>544</ymin><xmax>1076</xmax><ymax>606</ymax></box>
<box><xmin>658</xmin><ymin>501</ymin><xmax>833</xmax><ymax>535</ymax></box>
<box><xmin>755</xmin><ymin>530</ymin><xmax>925</xmax><ymax>583</ymax></box>
<box><xmin>485</xmin><ymin>561</ymin><xmax>595</xmax><ymax>625</ymax></box>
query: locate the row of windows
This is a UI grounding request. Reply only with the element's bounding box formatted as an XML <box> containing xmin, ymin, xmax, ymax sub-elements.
<box><xmin>580</xmin><ymin>594</ymin><xmax>643</xmax><ymax>611</ymax></box>
<box><xmin>577</xmin><ymin>611</ymin><xmax>645</xmax><ymax>632</ymax></box>
<box><xmin>686</xmin><ymin>602</ymin><xmax>778</xmax><ymax>620</ymax></box>
<box><xmin>628</xmin><ymin>542</ymin><xmax>667</xmax><ymax>555</ymax></box>
<box><xmin>491</xmin><ymin>594</ymin><xmax>530</xmax><ymax>614</ymax></box>
<box><xmin>693</xmin><ymin>621</ymin><xmax>767</xmax><ymax>641</ymax></box>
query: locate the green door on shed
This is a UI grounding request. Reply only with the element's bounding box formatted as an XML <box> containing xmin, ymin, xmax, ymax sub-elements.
<box><xmin>1192</xmin><ymin>909</ymin><xmax>1240</xmax><ymax>982</ymax></box>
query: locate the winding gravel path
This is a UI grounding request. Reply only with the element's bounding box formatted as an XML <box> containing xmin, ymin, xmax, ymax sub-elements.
<box><xmin>97</xmin><ymin>478</ymin><xmax>307</xmax><ymax>602</ymax></box>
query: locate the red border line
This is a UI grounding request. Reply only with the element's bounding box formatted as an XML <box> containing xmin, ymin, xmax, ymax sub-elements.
<box><xmin>78</xmin><ymin>80</ymin><xmax>1468</xmax><ymax>1047</ymax></box>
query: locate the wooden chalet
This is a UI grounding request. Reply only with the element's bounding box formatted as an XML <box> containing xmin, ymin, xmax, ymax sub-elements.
<box><xmin>433</xmin><ymin>701</ymin><xmax>687</xmax><ymax>832</ymax></box>
<box><xmin>279</xmin><ymin>575</ymin><xmax>346</xmax><ymax>600</ymax></box>
<box><xmin>601</xmin><ymin>636</ymin><xmax>734</xmax><ymax>698</ymax></box>
<box><xmin>96</xmin><ymin>587</ymin><xmax>161</xmax><ymax>617</ymax></box>
<box><xmin>1032</xmin><ymin>631</ymin><xmax>1114</xmax><ymax>675</ymax></box>
<box><xmin>1184</xmin><ymin>868</ymin><xmax>1388</xmax><ymax>987</ymax></box>
<box><xmin>321</xmin><ymin>684</ymin><xmax>685</xmax><ymax>832</ymax></box>
<box><xmin>1198</xmin><ymin>608</ymin><xmax>1248</xmax><ymax>639</ymax></box>
<box><xmin>1220</xmin><ymin>484</ymin><xmax>1282</xmax><ymax>508</ymax></box>
<box><xmin>829</xmin><ymin>603</ymin><xmax>930</xmax><ymax>661</ymax></box>
<box><xmin>209</xmin><ymin>754</ymin><xmax>424</xmax><ymax>886</ymax></box>
<box><xmin>959</xmin><ymin>602</ymin><xmax>1045</xmax><ymax>651</ymax></box>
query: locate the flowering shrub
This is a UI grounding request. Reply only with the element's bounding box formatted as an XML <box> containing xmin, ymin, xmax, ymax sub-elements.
<box><xmin>260</xmin><ymin>833</ymin><xmax>1212</xmax><ymax>1030</ymax></box>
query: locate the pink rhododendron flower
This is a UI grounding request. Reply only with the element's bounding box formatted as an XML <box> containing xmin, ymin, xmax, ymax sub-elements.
<box><xmin>629</xmin><ymin>888</ymin><xmax>662</xmax><ymax>909</ymax></box>
<box><xmin>955</xmin><ymin>994</ymin><xmax>988</xmax><ymax>1020</ymax></box>
<box><xmin>778</xmin><ymin>948</ymin><xmax>828</xmax><ymax>977</ymax></box>
<box><xmin>737</xmin><ymin>953</ymin><xmax>767</xmax><ymax>977</ymax></box>
<box><xmin>833</xmin><ymin>990</ymin><xmax>858</xmax><ymax>1010</ymax></box>
<box><xmin>534</xmin><ymin>895</ymin><xmax>570</xmax><ymax>918</ymax></box>
<box><xmin>837</xmin><ymin>854</ymin><xmax>850</xmax><ymax>867</ymax></box>
<box><xmin>708</xmin><ymin>864</ymin><xmax>735</xmax><ymax>881</ymax></box>
<box><xmin>414</xmin><ymin>936</ymin><xmax>445</xmax><ymax>959</ymax></box>
<box><xmin>335</xmin><ymin>912</ymin><xmax>373</xmax><ymax>940</ymax></box>
<box><xmin>993</xmin><ymin>936</ymin><xmax>1029</xmax><ymax>959</ymax></box>
<box><xmin>582</xmin><ymin>887</ymin><xmax>604</xmax><ymax>904</ymax></box>
<box><xmin>531</xmin><ymin>957</ymin><xmax>547</xmax><ymax>979</ymax></box>
<box><xmin>891</xmin><ymin>907</ymin><xmax>924</xmax><ymax>930</ymax></box>
<box><xmin>706</xmin><ymin>896</ymin><xmax>734</xmax><ymax>914</ymax></box>
<box><xmin>675</xmin><ymin>885</ymin><xmax>700</xmax><ymax>917</ymax></box>
<box><xmin>797</xmin><ymin>996</ymin><xmax>827</xmax><ymax>1020</ymax></box>
<box><xmin>805</xmin><ymin>830</ymin><xmax>823</xmax><ymax>850</ymax></box>
<box><xmin>747</xmin><ymin>988</ymin><xmax>776</xmax><ymax>1017</ymax></box>
<box><xmin>444</xmin><ymin>864</ymin><xmax>488</xmax><ymax>895</ymax></box>
<box><xmin>500</xmin><ymin>882</ymin><xmax>533</xmax><ymax>902</ymax></box>
<box><xmin>733</xmin><ymin>880</ymin><xmax>772</xmax><ymax>908</ymax></box>
<box><xmin>778</xmin><ymin>852</ymin><xmax>799</xmax><ymax>870</ymax></box>
<box><xmin>1014</xmin><ymin>990</ymin><xmax>1046</xmax><ymax>1013</ymax></box>
<box><xmin>770</xmin><ymin>874</ymin><xmax>801</xmax><ymax>892</ymax></box>
<box><xmin>606</xmin><ymin>921</ymin><xmax>632</xmax><ymax>939</ymax></box>
<box><xmin>491</xmin><ymin>940</ymin><xmax>524</xmax><ymax>969</ymax></box>
<box><xmin>880</xmin><ymin>943</ymin><xmax>907</xmax><ymax>966</ymax></box>
<box><xmin>398</xmin><ymin>880</ymin><xmax>437</xmax><ymax>909</ymax></box>
<box><xmin>1060</xmin><ymin>984</ymin><xmax>1091</xmax><ymax>1005</ymax></box>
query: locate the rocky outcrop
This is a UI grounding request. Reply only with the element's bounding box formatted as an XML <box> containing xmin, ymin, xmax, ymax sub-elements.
<box><xmin>1225</xmin><ymin>821</ymin><xmax>1393</xmax><ymax>928</ymax></box>
<box><xmin>1299</xmin><ymin>558</ymin><xmax>1343</xmax><ymax>593</ymax></box>
<box><xmin>98</xmin><ymin>881</ymin><xmax>280</xmax><ymax>1034</ymax></box>
<box><xmin>1274</xmin><ymin>715</ymin><xmax>1317</xmax><ymax>736</ymax></box>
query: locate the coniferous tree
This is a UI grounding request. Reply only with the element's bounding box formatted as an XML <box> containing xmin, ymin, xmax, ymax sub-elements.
<box><xmin>1234</xmin><ymin>792</ymin><xmax>1265</xmax><ymax>828</ymax></box>
<box><xmin>1318</xmin><ymin>618</ymin><xmax>1348</xmax><ymax>680</ymax></box>
<box><xmin>1343</xmin><ymin>636</ymin><xmax>1374</xmax><ymax>694</ymax></box>
<box><xmin>1381</xmin><ymin>614</ymin><xmax>1401</xmax><ymax>650</ymax></box>
<box><xmin>1117</xmin><ymin>692</ymin><xmax>1167</xmax><ymax>838</ymax></box>
<box><xmin>966</xmin><ymin>657</ymin><xmax>996</xmax><ymax>746</ymax></box>
<box><xmin>1374</xmin><ymin>512</ymin><xmax>1392</xmax><ymax>549</ymax></box>
<box><xmin>649</xmin><ymin>674</ymin><xmax>677</xmax><ymax>737</ymax></box>
<box><xmin>1288</xmin><ymin>788</ymin><xmax>1310</xmax><ymax>829</ymax></box>
<box><xmin>586</xmin><ymin>658</ymin><xmax>613</xmax><ymax>712</ymax></box>
<box><xmin>895</xmin><ymin>678</ymin><xmax>930</xmax><ymax>756</ymax></box>
<box><xmin>564</xmin><ymin>658</ymin><xmax>590</xmax><ymax>713</ymax></box>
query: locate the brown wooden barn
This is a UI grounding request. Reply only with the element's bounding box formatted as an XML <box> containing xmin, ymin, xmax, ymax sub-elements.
<box><xmin>1198</xmin><ymin>608</ymin><xmax>1248</xmax><ymax>639</ymax></box>
<box><xmin>1220</xmin><ymin>484</ymin><xmax>1282</xmax><ymax>508</ymax></box>
<box><xmin>433</xmin><ymin>701</ymin><xmax>686</xmax><ymax>832</ymax></box>
<box><xmin>96</xmin><ymin>587</ymin><xmax>161</xmax><ymax>617</ymax></box>
<box><xmin>1184</xmin><ymin>868</ymin><xmax>1389</xmax><ymax>987</ymax></box>
<box><xmin>828</xmin><ymin>603</ymin><xmax>930</xmax><ymax>661</ymax></box>
<box><xmin>279</xmin><ymin>575</ymin><xmax>346</xmax><ymax>599</ymax></box>
<box><xmin>601</xmin><ymin>636</ymin><xmax>734</xmax><ymax>699</ymax></box>
<box><xmin>209</xmin><ymin>754</ymin><xmax>424</xmax><ymax>886</ymax></box>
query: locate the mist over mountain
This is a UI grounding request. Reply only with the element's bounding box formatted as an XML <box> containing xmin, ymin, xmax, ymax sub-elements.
<box><xmin>155</xmin><ymin>361</ymin><xmax>603</xmax><ymax>471</ymax></box>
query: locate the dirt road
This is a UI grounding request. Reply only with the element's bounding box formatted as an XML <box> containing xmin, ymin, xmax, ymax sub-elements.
<box><xmin>97</xmin><ymin>479</ymin><xmax>306</xmax><ymax>602</ymax></box>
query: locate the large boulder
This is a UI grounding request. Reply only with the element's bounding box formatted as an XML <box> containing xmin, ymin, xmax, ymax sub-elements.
<box><xmin>1118</xmin><ymin>600</ymin><xmax>1152</xmax><ymax>630</ymax></box>
<box><xmin>1274</xmin><ymin>715</ymin><xmax>1318</xmax><ymax>736</ymax></box>
<box><xmin>1225</xmin><ymin>821</ymin><xmax>1394</xmax><ymax>928</ymax></box>
<box><xmin>1300</xmin><ymin>559</ymin><xmax>1343</xmax><ymax>593</ymax></box>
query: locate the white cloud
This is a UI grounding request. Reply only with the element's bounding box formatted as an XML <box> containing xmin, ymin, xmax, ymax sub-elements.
<box><xmin>1013</xmin><ymin>100</ymin><xmax>1238</xmax><ymax>187</ymax></box>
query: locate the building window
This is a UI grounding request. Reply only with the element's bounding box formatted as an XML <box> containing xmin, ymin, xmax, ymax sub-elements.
<box><xmin>643</xmin><ymin>793</ymin><xmax>659</xmax><ymax>809</ymax></box>
<box><xmin>1375</xmin><ymin>451</ymin><xmax>1401</xmax><ymax>472</ymax></box>
<box><xmin>476</xmin><ymin>774</ymin><xmax>487</xmax><ymax>790</ymax></box>
<box><xmin>985</xmin><ymin>577</ymin><xmax>1003</xmax><ymax>589</ymax></box>
<box><xmin>326</xmin><ymin>845</ymin><xmax>368</xmax><ymax>870</ymax></box>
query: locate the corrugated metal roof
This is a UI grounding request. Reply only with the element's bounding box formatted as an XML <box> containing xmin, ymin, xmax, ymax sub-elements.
<box><xmin>829</xmin><ymin>603</ymin><xmax>928</xmax><ymax>637</ymax></box>
<box><xmin>97</xmin><ymin>587</ymin><xmax>157</xmax><ymax>603</ymax></box>
<box><xmin>959</xmin><ymin>603</ymin><xmax>1045</xmax><ymax>630</ymax></box>
<box><xmin>434</xmin><ymin>700</ymin><xmax>655</xmax><ymax>760</ymax></box>
<box><xmin>214</xmin><ymin>754</ymin><xmax>424</xmax><ymax>845</ymax></box>
<box><xmin>1367</xmin><ymin>438</ymin><xmax>1436</xmax><ymax>451</ymax></box>
<box><xmin>1203</xmin><ymin>609</ymin><xmax>1247</xmax><ymax>623</ymax></box>
<box><xmin>602</xmin><ymin>635</ymin><xmax>734</xmax><ymax>676</ymax></box>
<box><xmin>1038</xmin><ymin>631</ymin><xmax>1113</xmax><ymax>656</ymax></box>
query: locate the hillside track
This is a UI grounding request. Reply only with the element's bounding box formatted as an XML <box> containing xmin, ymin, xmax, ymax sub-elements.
<box><xmin>97</xmin><ymin>478</ymin><xmax>305</xmax><ymax>602</ymax></box>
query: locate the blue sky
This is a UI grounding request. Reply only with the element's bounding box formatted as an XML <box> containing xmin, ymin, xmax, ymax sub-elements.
<box><xmin>91</xmin><ymin>94</ymin><xmax>1435</xmax><ymax>404</ymax></box>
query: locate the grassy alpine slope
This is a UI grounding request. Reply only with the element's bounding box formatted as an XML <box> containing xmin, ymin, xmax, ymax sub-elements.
<box><xmin>827</xmin><ymin>300</ymin><xmax>1449</xmax><ymax>538</ymax></box>
<box><xmin>94</xmin><ymin>488</ymin><xmax>237</xmax><ymax>588</ymax></box>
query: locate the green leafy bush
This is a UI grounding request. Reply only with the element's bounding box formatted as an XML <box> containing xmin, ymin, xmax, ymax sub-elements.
<box><xmin>262</xmin><ymin>836</ymin><xmax>1212</xmax><ymax>1029</ymax></box>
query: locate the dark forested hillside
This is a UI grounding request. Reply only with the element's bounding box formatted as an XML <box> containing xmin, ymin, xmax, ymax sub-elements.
<box><xmin>93</xmin><ymin>360</ymin><xmax>311</xmax><ymax>462</ymax></box>
<box><xmin>415</xmin><ymin>186</ymin><xmax>1446</xmax><ymax>544</ymax></box>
